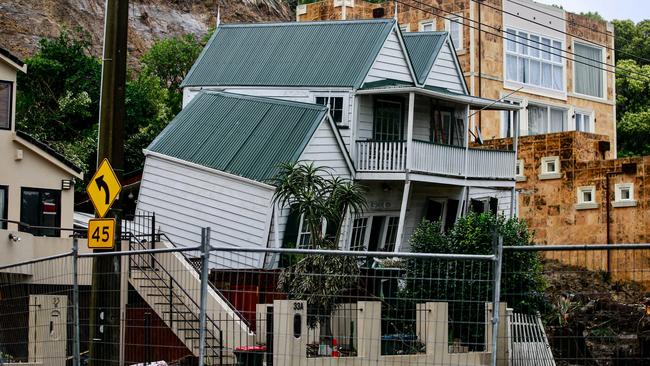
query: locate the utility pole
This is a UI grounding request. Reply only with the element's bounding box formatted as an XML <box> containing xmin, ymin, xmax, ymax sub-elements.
<box><xmin>88</xmin><ymin>1</ymin><xmax>128</xmax><ymax>365</ymax></box>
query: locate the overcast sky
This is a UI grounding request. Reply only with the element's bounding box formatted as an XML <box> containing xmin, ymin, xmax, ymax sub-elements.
<box><xmin>533</xmin><ymin>0</ymin><xmax>648</xmax><ymax>22</ymax></box>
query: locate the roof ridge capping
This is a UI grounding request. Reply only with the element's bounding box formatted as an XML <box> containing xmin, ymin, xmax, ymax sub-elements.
<box><xmin>218</xmin><ymin>18</ymin><xmax>395</xmax><ymax>28</ymax></box>
<box><xmin>199</xmin><ymin>90</ymin><xmax>329</xmax><ymax>111</ymax></box>
<box><xmin>403</xmin><ymin>31</ymin><xmax>449</xmax><ymax>36</ymax></box>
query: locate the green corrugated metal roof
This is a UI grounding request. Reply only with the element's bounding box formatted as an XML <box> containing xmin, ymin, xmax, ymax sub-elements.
<box><xmin>402</xmin><ymin>32</ymin><xmax>448</xmax><ymax>85</ymax></box>
<box><xmin>147</xmin><ymin>92</ymin><xmax>328</xmax><ymax>182</ymax></box>
<box><xmin>181</xmin><ymin>19</ymin><xmax>395</xmax><ymax>88</ymax></box>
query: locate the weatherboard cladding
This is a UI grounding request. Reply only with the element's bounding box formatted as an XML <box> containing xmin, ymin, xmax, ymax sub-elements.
<box><xmin>181</xmin><ymin>19</ymin><xmax>395</xmax><ymax>88</ymax></box>
<box><xmin>147</xmin><ymin>92</ymin><xmax>327</xmax><ymax>182</ymax></box>
<box><xmin>402</xmin><ymin>32</ymin><xmax>448</xmax><ymax>85</ymax></box>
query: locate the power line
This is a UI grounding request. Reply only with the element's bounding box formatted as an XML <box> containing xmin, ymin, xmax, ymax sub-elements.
<box><xmin>395</xmin><ymin>0</ymin><xmax>650</xmax><ymax>84</ymax></box>
<box><xmin>473</xmin><ymin>0</ymin><xmax>650</xmax><ymax>65</ymax></box>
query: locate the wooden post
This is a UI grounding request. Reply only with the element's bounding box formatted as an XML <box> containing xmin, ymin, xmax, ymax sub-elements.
<box><xmin>88</xmin><ymin>1</ymin><xmax>128</xmax><ymax>365</ymax></box>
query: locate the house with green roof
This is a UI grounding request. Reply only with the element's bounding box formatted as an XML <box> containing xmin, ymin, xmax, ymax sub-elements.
<box><xmin>137</xmin><ymin>19</ymin><xmax>521</xmax><ymax>268</ymax></box>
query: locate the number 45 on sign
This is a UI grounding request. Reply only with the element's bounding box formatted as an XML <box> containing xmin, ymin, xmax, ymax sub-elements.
<box><xmin>88</xmin><ymin>218</ymin><xmax>116</xmax><ymax>249</ymax></box>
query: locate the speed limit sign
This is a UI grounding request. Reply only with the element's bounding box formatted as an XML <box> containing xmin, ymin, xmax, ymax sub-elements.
<box><xmin>88</xmin><ymin>218</ymin><xmax>116</xmax><ymax>249</ymax></box>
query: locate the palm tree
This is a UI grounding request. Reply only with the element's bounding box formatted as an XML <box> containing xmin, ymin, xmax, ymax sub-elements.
<box><xmin>272</xmin><ymin>162</ymin><xmax>366</xmax><ymax>352</ymax></box>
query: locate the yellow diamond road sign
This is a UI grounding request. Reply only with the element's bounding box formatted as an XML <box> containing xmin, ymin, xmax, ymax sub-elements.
<box><xmin>87</xmin><ymin>158</ymin><xmax>122</xmax><ymax>218</ymax></box>
<box><xmin>88</xmin><ymin>218</ymin><xmax>116</xmax><ymax>249</ymax></box>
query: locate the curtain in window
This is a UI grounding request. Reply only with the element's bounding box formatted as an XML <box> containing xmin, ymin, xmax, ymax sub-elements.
<box><xmin>450</xmin><ymin>18</ymin><xmax>461</xmax><ymax>49</ymax></box>
<box><xmin>574</xmin><ymin>43</ymin><xmax>603</xmax><ymax>98</ymax></box>
<box><xmin>549</xmin><ymin>108</ymin><xmax>566</xmax><ymax>132</ymax></box>
<box><xmin>528</xmin><ymin>105</ymin><xmax>547</xmax><ymax>135</ymax></box>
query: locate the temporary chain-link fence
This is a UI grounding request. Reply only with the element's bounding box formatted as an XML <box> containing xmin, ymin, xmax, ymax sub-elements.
<box><xmin>1</xmin><ymin>219</ymin><xmax>650</xmax><ymax>366</ymax></box>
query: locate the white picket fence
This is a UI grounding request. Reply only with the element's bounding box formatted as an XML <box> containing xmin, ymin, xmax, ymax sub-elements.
<box><xmin>509</xmin><ymin>312</ymin><xmax>555</xmax><ymax>366</ymax></box>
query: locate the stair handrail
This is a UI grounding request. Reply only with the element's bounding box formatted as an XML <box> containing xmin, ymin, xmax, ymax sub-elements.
<box><xmin>124</xmin><ymin>231</ymin><xmax>226</xmax><ymax>356</ymax></box>
<box><xmin>155</xmin><ymin>231</ymin><xmax>252</xmax><ymax>330</ymax></box>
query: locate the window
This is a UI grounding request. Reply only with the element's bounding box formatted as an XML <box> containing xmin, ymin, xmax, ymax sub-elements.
<box><xmin>470</xmin><ymin>197</ymin><xmax>498</xmax><ymax>216</ymax></box>
<box><xmin>613</xmin><ymin>183</ymin><xmax>637</xmax><ymax>207</ymax></box>
<box><xmin>574</xmin><ymin>42</ymin><xmax>604</xmax><ymax>98</ymax></box>
<box><xmin>419</xmin><ymin>20</ymin><xmax>435</xmax><ymax>32</ymax></box>
<box><xmin>20</xmin><ymin>188</ymin><xmax>61</xmax><ymax>237</ymax></box>
<box><xmin>527</xmin><ymin>104</ymin><xmax>567</xmax><ymax>135</ymax></box>
<box><xmin>315</xmin><ymin>96</ymin><xmax>344</xmax><ymax>124</ymax></box>
<box><xmin>500</xmin><ymin>100</ymin><xmax>519</xmax><ymax>138</ymax></box>
<box><xmin>515</xmin><ymin>160</ymin><xmax>526</xmax><ymax>181</ymax></box>
<box><xmin>446</xmin><ymin>16</ymin><xmax>463</xmax><ymax>50</ymax></box>
<box><xmin>505</xmin><ymin>28</ymin><xmax>564</xmax><ymax>91</ymax></box>
<box><xmin>576</xmin><ymin>186</ymin><xmax>597</xmax><ymax>210</ymax></box>
<box><xmin>373</xmin><ymin>99</ymin><xmax>403</xmax><ymax>141</ymax></box>
<box><xmin>0</xmin><ymin>81</ymin><xmax>11</xmax><ymax>130</ymax></box>
<box><xmin>0</xmin><ymin>186</ymin><xmax>7</xmax><ymax>230</ymax></box>
<box><xmin>381</xmin><ymin>217</ymin><xmax>400</xmax><ymax>252</ymax></box>
<box><xmin>350</xmin><ymin>217</ymin><xmax>369</xmax><ymax>251</ymax></box>
<box><xmin>575</xmin><ymin>111</ymin><xmax>593</xmax><ymax>132</ymax></box>
<box><xmin>539</xmin><ymin>156</ymin><xmax>561</xmax><ymax>180</ymax></box>
<box><xmin>399</xmin><ymin>24</ymin><xmax>410</xmax><ymax>33</ymax></box>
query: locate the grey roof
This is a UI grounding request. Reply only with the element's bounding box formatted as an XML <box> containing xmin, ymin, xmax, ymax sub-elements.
<box><xmin>0</xmin><ymin>45</ymin><xmax>24</xmax><ymax>67</ymax></box>
<box><xmin>147</xmin><ymin>92</ymin><xmax>328</xmax><ymax>182</ymax></box>
<box><xmin>16</xmin><ymin>130</ymin><xmax>83</xmax><ymax>174</ymax></box>
<box><xmin>402</xmin><ymin>32</ymin><xmax>448</xmax><ymax>85</ymax></box>
<box><xmin>181</xmin><ymin>19</ymin><xmax>396</xmax><ymax>88</ymax></box>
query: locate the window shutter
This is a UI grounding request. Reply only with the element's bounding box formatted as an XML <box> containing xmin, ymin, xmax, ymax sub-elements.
<box><xmin>0</xmin><ymin>82</ymin><xmax>11</xmax><ymax>129</ymax></box>
<box><xmin>489</xmin><ymin>197</ymin><xmax>499</xmax><ymax>215</ymax></box>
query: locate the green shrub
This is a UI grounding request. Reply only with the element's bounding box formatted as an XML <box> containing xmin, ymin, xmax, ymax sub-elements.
<box><xmin>399</xmin><ymin>213</ymin><xmax>548</xmax><ymax>349</ymax></box>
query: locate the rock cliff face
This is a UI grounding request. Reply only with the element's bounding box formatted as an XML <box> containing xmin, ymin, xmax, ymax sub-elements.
<box><xmin>0</xmin><ymin>0</ymin><xmax>294</xmax><ymax>62</ymax></box>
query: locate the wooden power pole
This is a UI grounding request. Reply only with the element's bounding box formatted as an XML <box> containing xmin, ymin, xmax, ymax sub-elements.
<box><xmin>88</xmin><ymin>0</ymin><xmax>128</xmax><ymax>365</ymax></box>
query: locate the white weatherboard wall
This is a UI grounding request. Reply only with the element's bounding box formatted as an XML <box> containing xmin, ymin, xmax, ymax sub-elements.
<box><xmin>364</xmin><ymin>29</ymin><xmax>414</xmax><ymax>84</ymax></box>
<box><xmin>426</xmin><ymin>42</ymin><xmax>466</xmax><ymax>93</ymax></box>
<box><xmin>267</xmin><ymin>120</ymin><xmax>353</xmax><ymax>251</ymax></box>
<box><xmin>136</xmin><ymin>154</ymin><xmax>274</xmax><ymax>268</ymax></box>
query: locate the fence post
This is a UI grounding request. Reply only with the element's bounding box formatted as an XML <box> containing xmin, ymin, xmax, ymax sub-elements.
<box><xmin>198</xmin><ymin>227</ymin><xmax>211</xmax><ymax>366</ymax></box>
<box><xmin>73</xmin><ymin>237</ymin><xmax>81</xmax><ymax>366</ymax></box>
<box><xmin>491</xmin><ymin>234</ymin><xmax>504</xmax><ymax>366</ymax></box>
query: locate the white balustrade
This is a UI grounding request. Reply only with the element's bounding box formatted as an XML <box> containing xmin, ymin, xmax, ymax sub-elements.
<box><xmin>355</xmin><ymin>140</ymin><xmax>516</xmax><ymax>179</ymax></box>
<box><xmin>355</xmin><ymin>141</ymin><xmax>406</xmax><ymax>172</ymax></box>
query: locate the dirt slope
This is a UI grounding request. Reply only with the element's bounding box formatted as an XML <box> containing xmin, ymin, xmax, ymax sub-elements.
<box><xmin>0</xmin><ymin>0</ymin><xmax>294</xmax><ymax>62</ymax></box>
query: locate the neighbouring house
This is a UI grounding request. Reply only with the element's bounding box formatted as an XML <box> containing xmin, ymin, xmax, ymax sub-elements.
<box><xmin>484</xmin><ymin>131</ymin><xmax>650</xmax><ymax>288</ymax></box>
<box><xmin>136</xmin><ymin>19</ymin><xmax>521</xmax><ymax>269</ymax></box>
<box><xmin>297</xmin><ymin>0</ymin><xmax>617</xmax><ymax>151</ymax></box>
<box><xmin>0</xmin><ymin>46</ymin><xmax>83</xmax><ymax>237</ymax></box>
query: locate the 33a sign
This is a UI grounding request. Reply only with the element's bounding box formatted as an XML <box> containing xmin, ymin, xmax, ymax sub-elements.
<box><xmin>88</xmin><ymin>218</ymin><xmax>116</xmax><ymax>249</ymax></box>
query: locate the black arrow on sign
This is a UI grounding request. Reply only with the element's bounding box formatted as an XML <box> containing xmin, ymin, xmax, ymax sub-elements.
<box><xmin>95</xmin><ymin>175</ymin><xmax>110</xmax><ymax>204</ymax></box>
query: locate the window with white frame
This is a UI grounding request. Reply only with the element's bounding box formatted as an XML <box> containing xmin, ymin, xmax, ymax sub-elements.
<box><xmin>515</xmin><ymin>159</ymin><xmax>526</xmax><ymax>181</ymax></box>
<box><xmin>381</xmin><ymin>216</ymin><xmax>400</xmax><ymax>252</ymax></box>
<box><xmin>297</xmin><ymin>214</ymin><xmax>327</xmax><ymax>248</ymax></box>
<box><xmin>419</xmin><ymin>20</ymin><xmax>435</xmax><ymax>32</ymax></box>
<box><xmin>400</xmin><ymin>24</ymin><xmax>410</xmax><ymax>33</ymax></box>
<box><xmin>574</xmin><ymin>42</ymin><xmax>604</xmax><ymax>98</ymax></box>
<box><xmin>527</xmin><ymin>104</ymin><xmax>567</xmax><ymax>135</ymax></box>
<box><xmin>315</xmin><ymin>96</ymin><xmax>345</xmax><ymax>124</ymax></box>
<box><xmin>505</xmin><ymin>28</ymin><xmax>564</xmax><ymax>91</ymax></box>
<box><xmin>539</xmin><ymin>156</ymin><xmax>561</xmax><ymax>179</ymax></box>
<box><xmin>613</xmin><ymin>183</ymin><xmax>636</xmax><ymax>207</ymax></box>
<box><xmin>575</xmin><ymin>111</ymin><xmax>593</xmax><ymax>132</ymax></box>
<box><xmin>576</xmin><ymin>186</ymin><xmax>598</xmax><ymax>209</ymax></box>
<box><xmin>446</xmin><ymin>16</ymin><xmax>463</xmax><ymax>50</ymax></box>
<box><xmin>349</xmin><ymin>217</ymin><xmax>369</xmax><ymax>251</ymax></box>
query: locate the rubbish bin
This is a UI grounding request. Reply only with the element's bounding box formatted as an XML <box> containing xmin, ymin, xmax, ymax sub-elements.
<box><xmin>234</xmin><ymin>345</ymin><xmax>267</xmax><ymax>366</ymax></box>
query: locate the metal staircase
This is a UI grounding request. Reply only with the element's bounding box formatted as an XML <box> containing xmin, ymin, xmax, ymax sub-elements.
<box><xmin>127</xmin><ymin>235</ymin><xmax>235</xmax><ymax>365</ymax></box>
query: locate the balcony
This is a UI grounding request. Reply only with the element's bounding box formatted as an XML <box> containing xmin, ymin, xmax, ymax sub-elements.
<box><xmin>355</xmin><ymin>140</ymin><xmax>515</xmax><ymax>180</ymax></box>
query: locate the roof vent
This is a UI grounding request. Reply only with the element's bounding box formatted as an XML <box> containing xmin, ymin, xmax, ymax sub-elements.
<box><xmin>373</xmin><ymin>8</ymin><xmax>385</xmax><ymax>18</ymax></box>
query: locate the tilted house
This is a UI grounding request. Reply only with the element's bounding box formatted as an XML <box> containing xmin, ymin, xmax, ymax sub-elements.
<box><xmin>136</xmin><ymin>19</ymin><xmax>521</xmax><ymax>268</ymax></box>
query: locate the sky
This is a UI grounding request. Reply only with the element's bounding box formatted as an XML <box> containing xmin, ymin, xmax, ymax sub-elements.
<box><xmin>534</xmin><ymin>0</ymin><xmax>649</xmax><ymax>23</ymax></box>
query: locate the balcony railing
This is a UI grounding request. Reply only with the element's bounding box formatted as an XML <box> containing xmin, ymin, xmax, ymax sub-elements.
<box><xmin>411</xmin><ymin>140</ymin><xmax>465</xmax><ymax>176</ymax></box>
<box><xmin>356</xmin><ymin>140</ymin><xmax>406</xmax><ymax>172</ymax></box>
<box><xmin>355</xmin><ymin>140</ymin><xmax>515</xmax><ymax>180</ymax></box>
<box><xmin>467</xmin><ymin>148</ymin><xmax>516</xmax><ymax>179</ymax></box>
